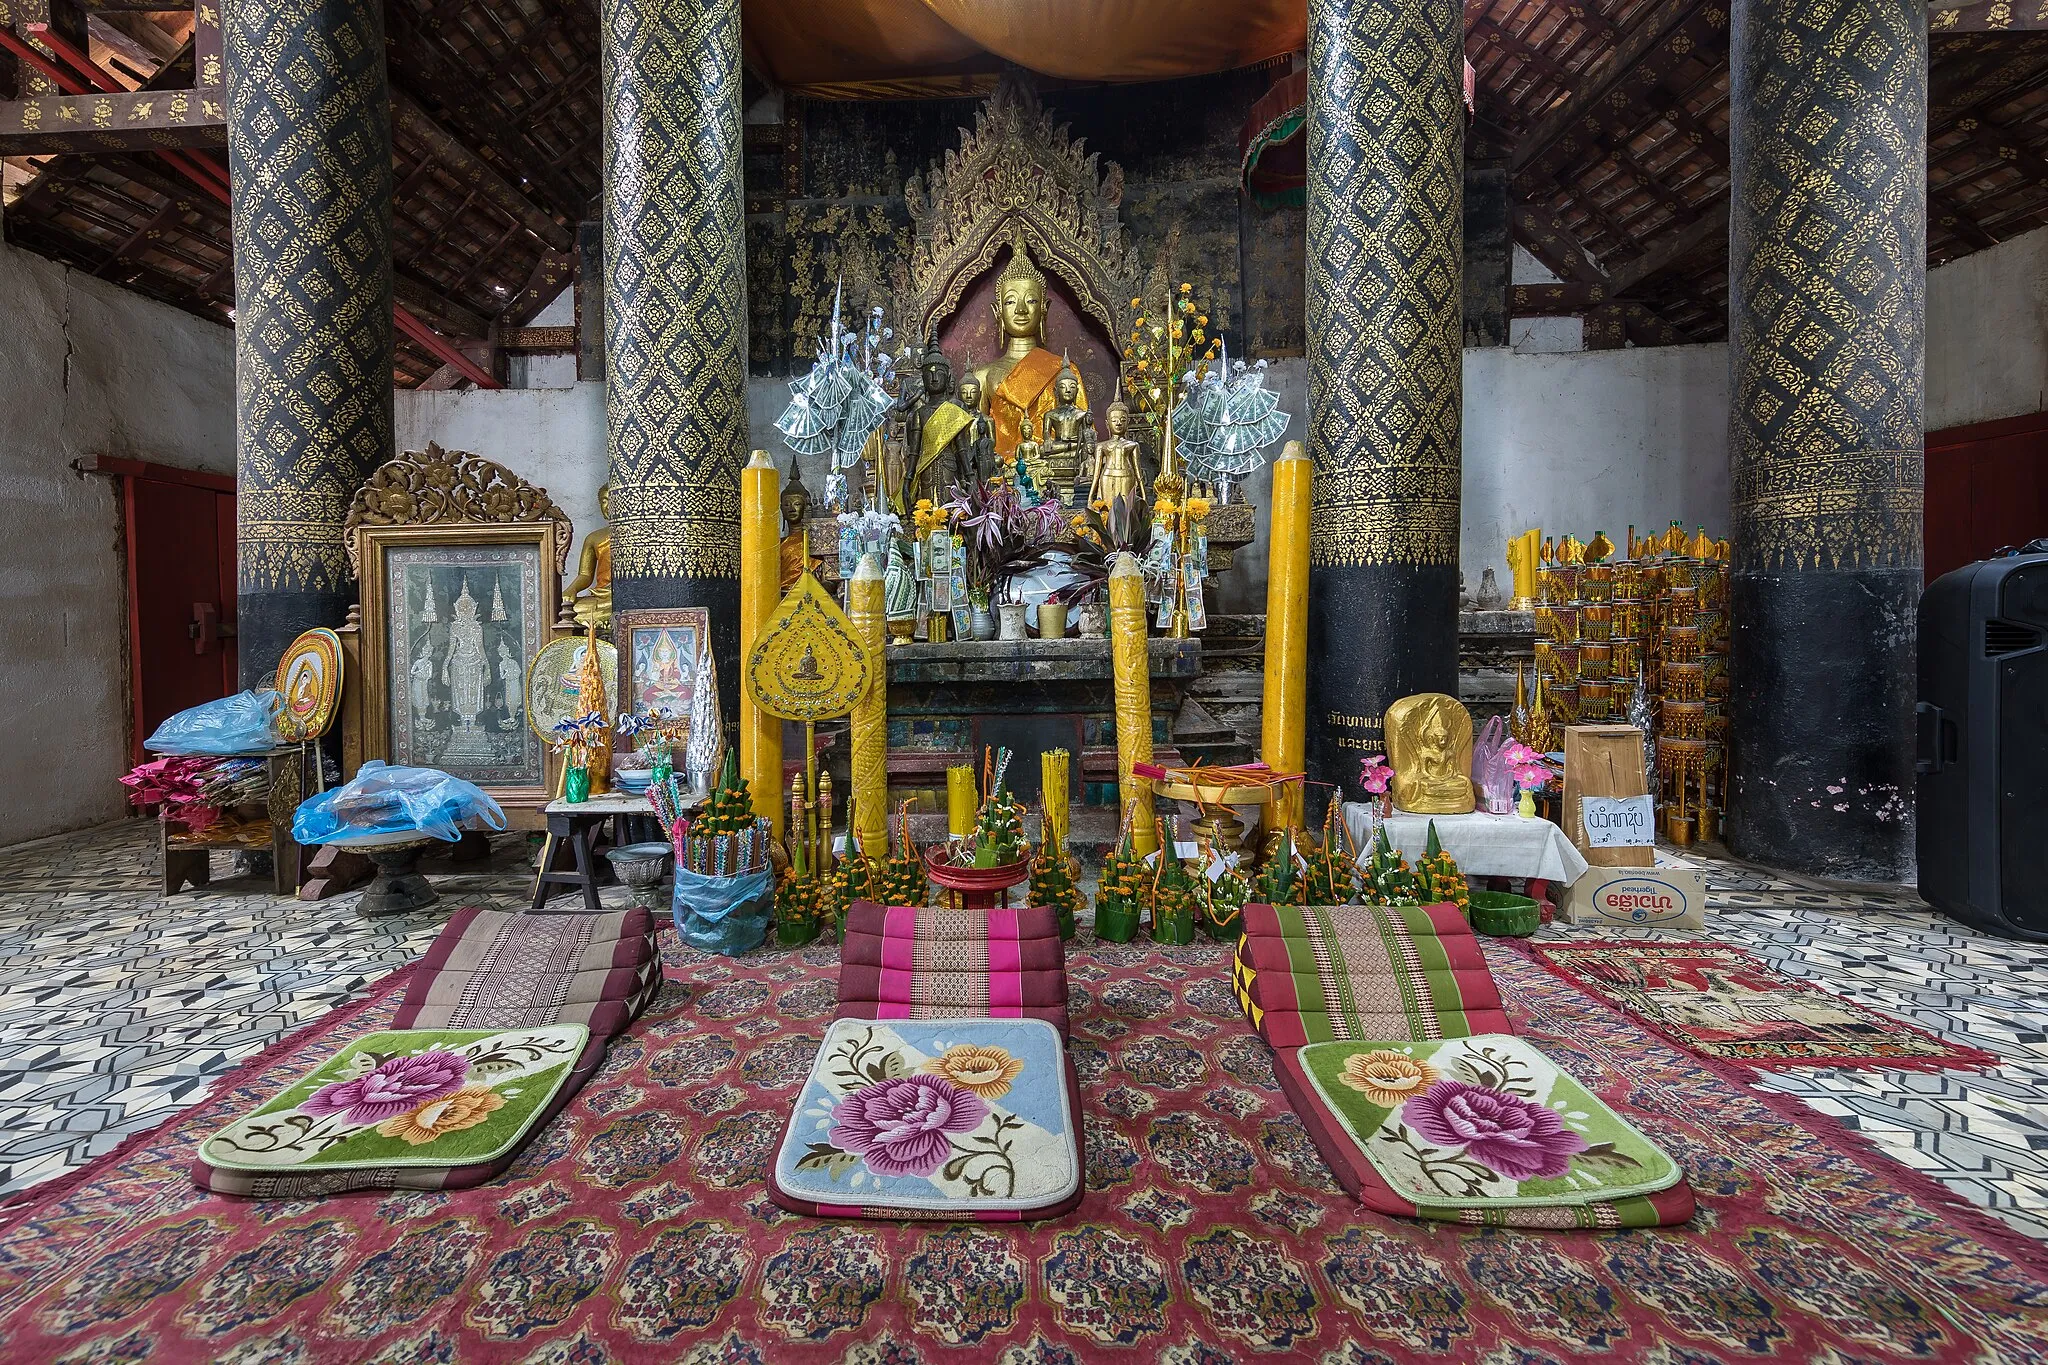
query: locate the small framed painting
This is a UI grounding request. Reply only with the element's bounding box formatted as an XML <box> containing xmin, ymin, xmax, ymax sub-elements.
<box><xmin>616</xmin><ymin>606</ymin><xmax>712</xmax><ymax>734</ymax></box>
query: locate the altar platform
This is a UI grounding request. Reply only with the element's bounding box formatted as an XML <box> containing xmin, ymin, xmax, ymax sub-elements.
<box><xmin>882</xmin><ymin>636</ymin><xmax>1200</xmax><ymax>810</ymax></box>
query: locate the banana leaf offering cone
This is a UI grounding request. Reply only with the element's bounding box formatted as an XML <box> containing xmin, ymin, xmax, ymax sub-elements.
<box><xmin>1254</xmin><ymin>827</ymin><xmax>1307</xmax><ymax>906</ymax></box>
<box><xmin>1150</xmin><ymin>818</ymin><xmax>1200</xmax><ymax>945</ymax></box>
<box><xmin>1205</xmin><ymin>861</ymin><xmax>1251</xmax><ymax>939</ymax></box>
<box><xmin>1093</xmin><ymin>800</ymin><xmax>1150</xmax><ymax>943</ymax></box>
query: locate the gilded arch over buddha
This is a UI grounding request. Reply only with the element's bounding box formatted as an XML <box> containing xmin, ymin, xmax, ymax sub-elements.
<box><xmin>904</xmin><ymin>77</ymin><xmax>1136</xmax><ymax>457</ymax></box>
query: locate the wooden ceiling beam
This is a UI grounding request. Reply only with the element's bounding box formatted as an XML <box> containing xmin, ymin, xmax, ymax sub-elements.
<box><xmin>391</xmin><ymin>82</ymin><xmax>571</xmax><ymax>252</ymax></box>
<box><xmin>1606</xmin><ymin>197</ymin><xmax>1728</xmax><ymax>296</ymax></box>
<box><xmin>1929</xmin><ymin>186</ymin><xmax>2002</xmax><ymax>249</ymax></box>
<box><xmin>1511</xmin><ymin>200</ymin><xmax>1609</xmax><ymax>284</ymax></box>
<box><xmin>394</xmin><ymin>269</ymin><xmax>488</xmax><ymax>338</ymax></box>
<box><xmin>387</xmin><ymin>2</ymin><xmax>585</xmax><ymax>219</ymax></box>
<box><xmin>498</xmin><ymin>249</ymin><xmax>575</xmax><ymax>327</ymax></box>
<box><xmin>1512</xmin><ymin>0</ymin><xmax>1711</xmax><ymax>177</ymax></box>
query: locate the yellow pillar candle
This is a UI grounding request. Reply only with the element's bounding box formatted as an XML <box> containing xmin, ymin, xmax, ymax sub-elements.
<box><xmin>1261</xmin><ymin>442</ymin><xmax>1310</xmax><ymax>833</ymax></box>
<box><xmin>1109</xmin><ymin>553</ymin><xmax>1158</xmax><ymax>856</ymax></box>
<box><xmin>1507</xmin><ymin>527</ymin><xmax>1542</xmax><ymax>608</ymax></box>
<box><xmin>947</xmin><ymin>765</ymin><xmax>977</xmax><ymax>840</ymax></box>
<box><xmin>740</xmin><ymin>450</ymin><xmax>783</xmax><ymax>835</ymax></box>
<box><xmin>848</xmin><ymin>553</ymin><xmax>890</xmax><ymax>858</ymax></box>
<box><xmin>1041</xmin><ymin>748</ymin><xmax>1070</xmax><ymax>851</ymax></box>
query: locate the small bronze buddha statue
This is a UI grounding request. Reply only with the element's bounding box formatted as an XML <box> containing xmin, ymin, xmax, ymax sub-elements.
<box><xmin>902</xmin><ymin>341</ymin><xmax>977</xmax><ymax>511</ymax></box>
<box><xmin>1013</xmin><ymin>413</ymin><xmax>1048</xmax><ymax>505</ymax></box>
<box><xmin>1087</xmin><ymin>393</ymin><xmax>1146</xmax><ymax>509</ymax></box>
<box><xmin>954</xmin><ymin>372</ymin><xmax>998</xmax><ymax>488</ymax></box>
<box><xmin>779</xmin><ymin>461</ymin><xmax>818</xmax><ymax>591</ymax></box>
<box><xmin>1385</xmin><ymin>692</ymin><xmax>1476</xmax><ymax>814</ymax></box>
<box><xmin>564</xmin><ymin>483</ymin><xmax>613</xmax><ymax>631</ymax></box>
<box><xmin>1038</xmin><ymin>358</ymin><xmax>1094</xmax><ymax>505</ymax></box>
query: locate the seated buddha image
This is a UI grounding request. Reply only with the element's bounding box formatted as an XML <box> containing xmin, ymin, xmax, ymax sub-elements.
<box><xmin>1385</xmin><ymin>693</ymin><xmax>1476</xmax><ymax>815</ymax></box>
<box><xmin>972</xmin><ymin>244</ymin><xmax>1087</xmax><ymax>461</ymax></box>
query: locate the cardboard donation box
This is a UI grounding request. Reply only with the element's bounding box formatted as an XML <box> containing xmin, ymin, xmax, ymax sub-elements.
<box><xmin>1563</xmin><ymin>725</ymin><xmax>1654</xmax><ymax>868</ymax></box>
<box><xmin>1564</xmin><ymin>865</ymin><xmax>1710</xmax><ymax>931</ymax></box>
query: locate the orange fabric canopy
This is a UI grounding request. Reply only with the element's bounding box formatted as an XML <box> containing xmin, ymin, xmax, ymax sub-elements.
<box><xmin>746</xmin><ymin>0</ymin><xmax>1306</xmax><ymax>97</ymax></box>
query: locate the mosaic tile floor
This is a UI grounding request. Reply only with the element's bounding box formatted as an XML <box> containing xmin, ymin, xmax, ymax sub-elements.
<box><xmin>1</xmin><ymin>821</ymin><xmax>2044</xmax><ymax>1242</ymax></box>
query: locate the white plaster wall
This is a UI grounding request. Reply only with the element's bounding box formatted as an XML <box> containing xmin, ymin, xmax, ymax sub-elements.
<box><xmin>1461</xmin><ymin>343</ymin><xmax>1730</xmax><ymax>581</ymax></box>
<box><xmin>1926</xmin><ymin>224</ymin><xmax>2048</xmax><ymax>431</ymax></box>
<box><xmin>0</xmin><ymin>239</ymin><xmax>235</xmax><ymax>845</ymax></box>
<box><xmin>394</xmin><ymin>383</ymin><xmax>610</xmax><ymax>550</ymax></box>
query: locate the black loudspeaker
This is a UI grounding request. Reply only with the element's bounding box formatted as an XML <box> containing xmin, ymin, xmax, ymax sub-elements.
<box><xmin>1916</xmin><ymin>553</ymin><xmax>2048</xmax><ymax>939</ymax></box>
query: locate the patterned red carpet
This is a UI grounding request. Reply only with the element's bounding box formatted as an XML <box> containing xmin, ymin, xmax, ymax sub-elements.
<box><xmin>1531</xmin><ymin>941</ymin><xmax>2003</xmax><ymax>1072</ymax></box>
<box><xmin>1</xmin><ymin>935</ymin><xmax>2045</xmax><ymax>1363</ymax></box>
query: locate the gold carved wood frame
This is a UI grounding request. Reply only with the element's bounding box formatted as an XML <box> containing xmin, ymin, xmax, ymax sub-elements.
<box><xmin>903</xmin><ymin>75</ymin><xmax>1136</xmax><ymax>345</ymax></box>
<box><xmin>348</xmin><ymin>521</ymin><xmax>563</xmax><ymax>816</ymax></box>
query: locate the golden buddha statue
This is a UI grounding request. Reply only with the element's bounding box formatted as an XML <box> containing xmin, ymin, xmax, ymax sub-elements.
<box><xmin>564</xmin><ymin>484</ymin><xmax>613</xmax><ymax>631</ymax></box>
<box><xmin>1087</xmin><ymin>393</ymin><xmax>1146</xmax><ymax>509</ymax></box>
<box><xmin>779</xmin><ymin>460</ymin><xmax>819</xmax><ymax>591</ymax></box>
<box><xmin>972</xmin><ymin>244</ymin><xmax>1086</xmax><ymax>460</ymax></box>
<box><xmin>1038</xmin><ymin>357</ymin><xmax>1094</xmax><ymax>504</ymax></box>
<box><xmin>1385</xmin><ymin>692</ymin><xmax>1476</xmax><ymax>815</ymax></box>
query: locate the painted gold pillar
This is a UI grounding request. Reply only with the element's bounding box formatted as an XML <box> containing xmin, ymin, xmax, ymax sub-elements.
<box><xmin>1262</xmin><ymin>442</ymin><xmax>1311</xmax><ymax>831</ymax></box>
<box><xmin>226</xmin><ymin>0</ymin><xmax>392</xmax><ymax>684</ymax></box>
<box><xmin>739</xmin><ymin>451</ymin><xmax>782</xmax><ymax>833</ymax></box>
<box><xmin>1109</xmin><ymin>553</ymin><xmax>1158</xmax><ymax>857</ymax></box>
<box><xmin>1727</xmin><ymin>0</ymin><xmax>1924</xmax><ymax>879</ymax></box>
<box><xmin>601</xmin><ymin>0</ymin><xmax>747</xmax><ymax>715</ymax></box>
<box><xmin>1303</xmin><ymin>0</ymin><xmax>1465</xmax><ymax>811</ymax></box>
<box><xmin>848</xmin><ymin>553</ymin><xmax>889</xmax><ymax>857</ymax></box>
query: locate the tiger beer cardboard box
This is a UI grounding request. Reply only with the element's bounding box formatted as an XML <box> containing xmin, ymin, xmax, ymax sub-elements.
<box><xmin>1563</xmin><ymin>864</ymin><xmax>1710</xmax><ymax>931</ymax></box>
<box><xmin>1562</xmin><ymin>724</ymin><xmax>1655</xmax><ymax>868</ymax></box>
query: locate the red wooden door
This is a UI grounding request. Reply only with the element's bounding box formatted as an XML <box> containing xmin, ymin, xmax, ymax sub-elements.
<box><xmin>1924</xmin><ymin>411</ymin><xmax>2048</xmax><ymax>583</ymax></box>
<box><xmin>119</xmin><ymin>464</ymin><xmax>237</xmax><ymax>764</ymax></box>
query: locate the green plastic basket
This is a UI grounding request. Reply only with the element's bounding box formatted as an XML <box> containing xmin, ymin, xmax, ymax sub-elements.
<box><xmin>1468</xmin><ymin>890</ymin><xmax>1541</xmax><ymax>937</ymax></box>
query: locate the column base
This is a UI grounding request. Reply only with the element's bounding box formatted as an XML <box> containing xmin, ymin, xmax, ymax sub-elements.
<box><xmin>1304</xmin><ymin>561</ymin><xmax>1460</xmax><ymax>820</ymax></box>
<box><xmin>239</xmin><ymin>588</ymin><xmax>354</xmax><ymax>691</ymax></box>
<box><xmin>1726</xmin><ymin>567</ymin><xmax>1918</xmax><ymax>882</ymax></box>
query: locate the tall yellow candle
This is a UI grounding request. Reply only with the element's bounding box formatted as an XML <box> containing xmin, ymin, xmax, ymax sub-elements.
<box><xmin>1260</xmin><ymin>443</ymin><xmax>1310</xmax><ymax>832</ymax></box>
<box><xmin>739</xmin><ymin>450</ymin><xmax>783</xmax><ymax>835</ymax></box>
<box><xmin>946</xmin><ymin>765</ymin><xmax>977</xmax><ymax>839</ymax></box>
<box><xmin>1108</xmin><ymin>553</ymin><xmax>1158</xmax><ymax>856</ymax></box>
<box><xmin>848</xmin><ymin>553</ymin><xmax>890</xmax><ymax>857</ymax></box>
<box><xmin>1041</xmin><ymin>749</ymin><xmax>1070</xmax><ymax>851</ymax></box>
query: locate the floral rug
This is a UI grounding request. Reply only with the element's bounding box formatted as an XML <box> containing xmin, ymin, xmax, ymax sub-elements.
<box><xmin>2</xmin><ymin>937</ymin><xmax>2046</xmax><ymax>1364</ymax></box>
<box><xmin>1531</xmin><ymin>941</ymin><xmax>2003</xmax><ymax>1071</ymax></box>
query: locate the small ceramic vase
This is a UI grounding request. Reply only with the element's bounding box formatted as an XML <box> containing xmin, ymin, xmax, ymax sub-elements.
<box><xmin>1517</xmin><ymin>788</ymin><xmax>1537</xmax><ymax>818</ymax></box>
<box><xmin>564</xmin><ymin>766</ymin><xmax>591</xmax><ymax>804</ymax></box>
<box><xmin>970</xmin><ymin>601</ymin><xmax>996</xmax><ymax>641</ymax></box>
<box><xmin>997</xmin><ymin>601</ymin><xmax>1031</xmax><ymax>641</ymax></box>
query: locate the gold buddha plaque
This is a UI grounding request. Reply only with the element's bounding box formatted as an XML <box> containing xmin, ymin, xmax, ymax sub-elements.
<box><xmin>1385</xmin><ymin>692</ymin><xmax>1476</xmax><ymax>814</ymax></box>
<box><xmin>746</xmin><ymin>571</ymin><xmax>873</xmax><ymax>723</ymax></box>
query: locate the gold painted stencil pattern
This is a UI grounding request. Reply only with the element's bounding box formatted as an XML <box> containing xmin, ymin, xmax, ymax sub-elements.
<box><xmin>1730</xmin><ymin>0</ymin><xmax>1924</xmax><ymax>573</ymax></box>
<box><xmin>1304</xmin><ymin>0</ymin><xmax>1465</xmax><ymax>570</ymax></box>
<box><xmin>601</xmin><ymin>0</ymin><xmax>748</xmax><ymax>583</ymax></box>
<box><xmin>227</xmin><ymin>0</ymin><xmax>393</xmax><ymax>594</ymax></box>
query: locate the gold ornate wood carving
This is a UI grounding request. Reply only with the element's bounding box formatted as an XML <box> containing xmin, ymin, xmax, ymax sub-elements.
<box><xmin>344</xmin><ymin>442</ymin><xmax>573</xmax><ymax>580</ymax></box>
<box><xmin>904</xmin><ymin>75</ymin><xmax>1136</xmax><ymax>344</ymax></box>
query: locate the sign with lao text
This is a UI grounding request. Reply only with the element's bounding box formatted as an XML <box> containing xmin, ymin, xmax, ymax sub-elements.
<box><xmin>1580</xmin><ymin>795</ymin><xmax>1656</xmax><ymax>848</ymax></box>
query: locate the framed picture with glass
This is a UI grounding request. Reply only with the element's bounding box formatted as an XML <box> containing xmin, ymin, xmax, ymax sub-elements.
<box><xmin>614</xmin><ymin>606</ymin><xmax>712</xmax><ymax>744</ymax></box>
<box><xmin>354</xmin><ymin>521</ymin><xmax>562</xmax><ymax>812</ymax></box>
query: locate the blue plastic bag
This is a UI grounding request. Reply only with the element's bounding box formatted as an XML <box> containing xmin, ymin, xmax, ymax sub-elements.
<box><xmin>672</xmin><ymin>864</ymin><xmax>774</xmax><ymax>956</ymax></box>
<box><xmin>292</xmin><ymin>761</ymin><xmax>507</xmax><ymax>846</ymax></box>
<box><xmin>144</xmin><ymin>689</ymin><xmax>283</xmax><ymax>755</ymax></box>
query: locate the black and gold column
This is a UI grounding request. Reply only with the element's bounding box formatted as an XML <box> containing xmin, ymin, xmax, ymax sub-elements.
<box><xmin>1726</xmin><ymin>0</ymin><xmax>1924</xmax><ymax>879</ymax></box>
<box><xmin>1303</xmin><ymin>0</ymin><xmax>1465</xmax><ymax>808</ymax></box>
<box><xmin>226</xmin><ymin>0</ymin><xmax>393</xmax><ymax>684</ymax></box>
<box><xmin>600</xmin><ymin>0</ymin><xmax>747</xmax><ymax>709</ymax></box>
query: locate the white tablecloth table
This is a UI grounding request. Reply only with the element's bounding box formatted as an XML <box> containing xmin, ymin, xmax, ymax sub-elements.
<box><xmin>1341</xmin><ymin>804</ymin><xmax>1590</xmax><ymax>888</ymax></box>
